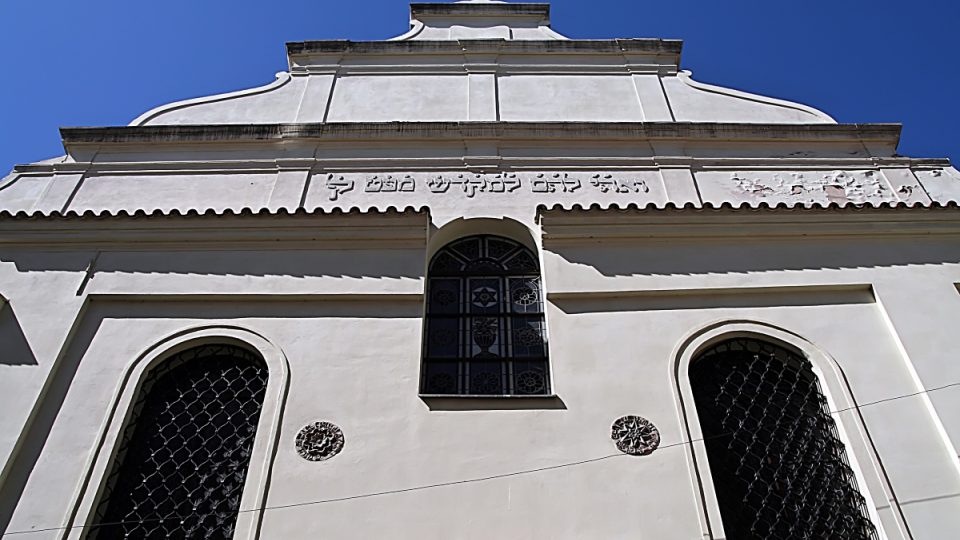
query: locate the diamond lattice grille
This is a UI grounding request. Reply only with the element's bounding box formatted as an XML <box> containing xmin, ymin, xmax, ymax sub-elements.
<box><xmin>88</xmin><ymin>344</ymin><xmax>268</xmax><ymax>539</ymax></box>
<box><xmin>690</xmin><ymin>338</ymin><xmax>878</xmax><ymax>540</ymax></box>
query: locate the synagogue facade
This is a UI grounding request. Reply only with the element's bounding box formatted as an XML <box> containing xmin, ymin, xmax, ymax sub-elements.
<box><xmin>1</xmin><ymin>1</ymin><xmax>960</xmax><ymax>538</ymax></box>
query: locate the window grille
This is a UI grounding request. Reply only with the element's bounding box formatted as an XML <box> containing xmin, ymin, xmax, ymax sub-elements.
<box><xmin>88</xmin><ymin>344</ymin><xmax>268</xmax><ymax>539</ymax></box>
<box><xmin>422</xmin><ymin>234</ymin><xmax>550</xmax><ymax>395</ymax></box>
<box><xmin>690</xmin><ymin>338</ymin><xmax>877</xmax><ymax>540</ymax></box>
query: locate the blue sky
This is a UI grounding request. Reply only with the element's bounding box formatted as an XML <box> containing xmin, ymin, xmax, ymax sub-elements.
<box><xmin>1</xmin><ymin>0</ymin><xmax>957</xmax><ymax>174</ymax></box>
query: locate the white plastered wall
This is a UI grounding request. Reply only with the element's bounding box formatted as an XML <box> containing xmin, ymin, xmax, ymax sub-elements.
<box><xmin>1</xmin><ymin>216</ymin><xmax>960</xmax><ymax>538</ymax></box>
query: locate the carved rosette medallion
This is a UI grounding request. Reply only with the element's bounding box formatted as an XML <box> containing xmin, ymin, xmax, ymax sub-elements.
<box><xmin>611</xmin><ymin>415</ymin><xmax>660</xmax><ymax>456</ymax></box>
<box><xmin>296</xmin><ymin>421</ymin><xmax>345</xmax><ymax>461</ymax></box>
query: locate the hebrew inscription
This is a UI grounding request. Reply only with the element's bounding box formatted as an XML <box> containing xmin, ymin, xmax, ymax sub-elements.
<box><xmin>366</xmin><ymin>174</ymin><xmax>415</xmax><ymax>193</ymax></box>
<box><xmin>426</xmin><ymin>173</ymin><xmax>522</xmax><ymax>197</ymax></box>
<box><xmin>325</xmin><ymin>174</ymin><xmax>354</xmax><ymax>201</ymax></box>
<box><xmin>321</xmin><ymin>172</ymin><xmax>658</xmax><ymax>201</ymax></box>
<box><xmin>590</xmin><ymin>174</ymin><xmax>649</xmax><ymax>194</ymax></box>
<box><xmin>532</xmin><ymin>173</ymin><xmax>581</xmax><ymax>193</ymax></box>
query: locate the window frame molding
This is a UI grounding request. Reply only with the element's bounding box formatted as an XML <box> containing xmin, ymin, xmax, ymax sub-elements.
<box><xmin>672</xmin><ymin>319</ymin><xmax>909</xmax><ymax>540</ymax></box>
<box><xmin>64</xmin><ymin>325</ymin><xmax>290</xmax><ymax>540</ymax></box>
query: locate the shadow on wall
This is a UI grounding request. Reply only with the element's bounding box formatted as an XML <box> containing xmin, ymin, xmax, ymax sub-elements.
<box><xmin>547</xmin><ymin>236</ymin><xmax>960</xmax><ymax>277</ymax></box>
<box><xmin>0</xmin><ymin>297</ymin><xmax>423</xmax><ymax>534</ymax></box>
<box><xmin>0</xmin><ymin>303</ymin><xmax>38</xmax><ymax>366</ymax></box>
<box><xmin>550</xmin><ymin>285</ymin><xmax>875</xmax><ymax>315</ymax></box>
<box><xmin>2</xmin><ymin>250</ymin><xmax>425</xmax><ymax>281</ymax></box>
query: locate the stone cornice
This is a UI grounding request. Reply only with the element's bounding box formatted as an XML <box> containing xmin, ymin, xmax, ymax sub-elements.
<box><xmin>59</xmin><ymin>122</ymin><xmax>902</xmax><ymax>146</ymax></box>
<box><xmin>540</xmin><ymin>202</ymin><xmax>960</xmax><ymax>241</ymax></box>
<box><xmin>0</xmin><ymin>207</ymin><xmax>430</xmax><ymax>248</ymax></box>
<box><xmin>410</xmin><ymin>2</ymin><xmax>551</xmax><ymax>19</ymax></box>
<box><xmin>285</xmin><ymin>38</ymin><xmax>682</xmax><ymax>57</ymax></box>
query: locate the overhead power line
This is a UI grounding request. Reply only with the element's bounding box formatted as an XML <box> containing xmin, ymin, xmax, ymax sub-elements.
<box><xmin>4</xmin><ymin>380</ymin><xmax>959</xmax><ymax>537</ymax></box>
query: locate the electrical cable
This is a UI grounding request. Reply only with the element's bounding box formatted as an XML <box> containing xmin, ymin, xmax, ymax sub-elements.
<box><xmin>3</xmin><ymin>380</ymin><xmax>959</xmax><ymax>537</ymax></box>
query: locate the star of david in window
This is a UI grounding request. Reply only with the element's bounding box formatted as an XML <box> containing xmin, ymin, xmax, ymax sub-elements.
<box><xmin>471</xmin><ymin>286</ymin><xmax>498</xmax><ymax>308</ymax></box>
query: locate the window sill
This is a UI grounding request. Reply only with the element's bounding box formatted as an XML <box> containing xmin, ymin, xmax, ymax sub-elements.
<box><xmin>419</xmin><ymin>394</ymin><xmax>565</xmax><ymax>411</ymax></box>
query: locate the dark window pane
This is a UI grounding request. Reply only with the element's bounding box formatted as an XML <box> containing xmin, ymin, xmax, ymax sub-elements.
<box><xmin>428</xmin><ymin>278</ymin><xmax>461</xmax><ymax>314</ymax></box>
<box><xmin>450</xmin><ymin>236</ymin><xmax>482</xmax><ymax>261</ymax></box>
<box><xmin>423</xmin><ymin>361</ymin><xmax>462</xmax><ymax>394</ymax></box>
<box><xmin>512</xmin><ymin>360</ymin><xmax>549</xmax><ymax>395</ymax></box>
<box><xmin>690</xmin><ymin>338</ymin><xmax>877</xmax><ymax>540</ymax></box>
<box><xmin>430</xmin><ymin>250</ymin><xmax>465</xmax><ymax>274</ymax></box>
<box><xmin>509</xmin><ymin>316</ymin><xmax>546</xmax><ymax>358</ymax></box>
<box><xmin>89</xmin><ymin>345</ymin><xmax>267</xmax><ymax>540</ymax></box>
<box><xmin>466</xmin><ymin>361</ymin><xmax>506</xmax><ymax>394</ymax></box>
<box><xmin>503</xmin><ymin>249</ymin><xmax>538</xmax><ymax>274</ymax></box>
<box><xmin>508</xmin><ymin>277</ymin><xmax>542</xmax><ymax>313</ymax></box>
<box><xmin>468</xmin><ymin>316</ymin><xmax>503</xmax><ymax>358</ymax></box>
<box><xmin>486</xmin><ymin>237</ymin><xmax>518</xmax><ymax>261</ymax></box>
<box><xmin>427</xmin><ymin>317</ymin><xmax>461</xmax><ymax>358</ymax></box>
<box><xmin>464</xmin><ymin>258</ymin><xmax>505</xmax><ymax>274</ymax></box>
<box><xmin>467</xmin><ymin>277</ymin><xmax>502</xmax><ymax>314</ymax></box>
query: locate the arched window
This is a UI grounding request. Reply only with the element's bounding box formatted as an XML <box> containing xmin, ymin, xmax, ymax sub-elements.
<box><xmin>690</xmin><ymin>338</ymin><xmax>877</xmax><ymax>539</ymax></box>
<box><xmin>422</xmin><ymin>234</ymin><xmax>549</xmax><ymax>395</ymax></box>
<box><xmin>88</xmin><ymin>344</ymin><xmax>268</xmax><ymax>539</ymax></box>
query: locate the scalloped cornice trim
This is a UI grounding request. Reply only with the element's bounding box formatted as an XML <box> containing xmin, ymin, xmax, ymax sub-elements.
<box><xmin>1</xmin><ymin>201</ymin><xmax>956</xmax><ymax>222</ymax></box>
<box><xmin>538</xmin><ymin>200</ymin><xmax>960</xmax><ymax>213</ymax></box>
<box><xmin>0</xmin><ymin>205</ymin><xmax>429</xmax><ymax>221</ymax></box>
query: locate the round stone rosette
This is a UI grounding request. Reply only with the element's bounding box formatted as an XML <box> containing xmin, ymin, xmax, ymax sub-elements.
<box><xmin>296</xmin><ymin>421</ymin><xmax>345</xmax><ymax>462</ymax></box>
<box><xmin>611</xmin><ymin>415</ymin><xmax>660</xmax><ymax>456</ymax></box>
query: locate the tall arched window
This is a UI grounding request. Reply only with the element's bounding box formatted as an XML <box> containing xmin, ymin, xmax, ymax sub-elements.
<box><xmin>88</xmin><ymin>344</ymin><xmax>268</xmax><ymax>539</ymax></box>
<box><xmin>422</xmin><ymin>234</ymin><xmax>550</xmax><ymax>395</ymax></box>
<box><xmin>690</xmin><ymin>338</ymin><xmax>877</xmax><ymax>539</ymax></box>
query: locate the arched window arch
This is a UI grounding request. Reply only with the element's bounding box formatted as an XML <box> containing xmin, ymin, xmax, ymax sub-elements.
<box><xmin>422</xmin><ymin>234</ymin><xmax>550</xmax><ymax>395</ymax></box>
<box><xmin>88</xmin><ymin>344</ymin><xmax>268</xmax><ymax>539</ymax></box>
<box><xmin>689</xmin><ymin>337</ymin><xmax>877</xmax><ymax>539</ymax></box>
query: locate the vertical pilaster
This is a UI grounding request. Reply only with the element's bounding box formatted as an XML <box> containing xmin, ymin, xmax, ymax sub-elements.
<box><xmin>463</xmin><ymin>41</ymin><xmax>501</xmax><ymax>121</ymax></box>
<box><xmin>32</xmin><ymin>172</ymin><xmax>85</xmax><ymax>214</ymax></box>
<box><xmin>624</xmin><ymin>53</ymin><xmax>674</xmax><ymax>122</ymax></box>
<box><xmin>659</xmin><ymin>167</ymin><xmax>701</xmax><ymax>207</ymax></box>
<box><xmin>268</xmin><ymin>160</ymin><xmax>314</xmax><ymax>212</ymax></box>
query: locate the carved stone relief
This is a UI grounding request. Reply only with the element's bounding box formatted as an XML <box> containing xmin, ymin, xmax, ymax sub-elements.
<box><xmin>611</xmin><ymin>415</ymin><xmax>660</xmax><ymax>456</ymax></box>
<box><xmin>914</xmin><ymin>168</ymin><xmax>960</xmax><ymax>203</ymax></box>
<box><xmin>727</xmin><ymin>170</ymin><xmax>892</xmax><ymax>205</ymax></box>
<box><xmin>296</xmin><ymin>421</ymin><xmax>345</xmax><ymax>461</ymax></box>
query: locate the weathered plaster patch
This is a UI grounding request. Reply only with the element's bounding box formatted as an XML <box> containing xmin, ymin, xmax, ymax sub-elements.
<box><xmin>710</xmin><ymin>170</ymin><xmax>896</xmax><ymax>206</ymax></box>
<box><xmin>915</xmin><ymin>167</ymin><xmax>960</xmax><ymax>204</ymax></box>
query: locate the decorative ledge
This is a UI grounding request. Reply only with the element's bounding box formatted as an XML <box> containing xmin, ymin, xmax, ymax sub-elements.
<box><xmin>410</xmin><ymin>2</ymin><xmax>551</xmax><ymax>18</ymax></box>
<box><xmin>419</xmin><ymin>394</ymin><xmax>566</xmax><ymax>411</ymax></box>
<box><xmin>286</xmin><ymin>39</ymin><xmax>682</xmax><ymax>57</ymax></box>
<box><xmin>59</xmin><ymin>122</ymin><xmax>903</xmax><ymax>146</ymax></box>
